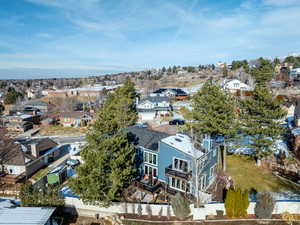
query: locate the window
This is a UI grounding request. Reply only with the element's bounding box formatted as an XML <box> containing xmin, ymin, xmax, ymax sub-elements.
<box><xmin>213</xmin><ymin>148</ymin><xmax>217</xmax><ymax>157</ymax></box>
<box><xmin>144</xmin><ymin>165</ymin><xmax>157</xmax><ymax>177</ymax></box>
<box><xmin>144</xmin><ymin>151</ymin><xmax>157</xmax><ymax>166</ymax></box>
<box><xmin>200</xmin><ymin>175</ymin><xmax>207</xmax><ymax>190</ymax></box>
<box><xmin>169</xmin><ymin>177</ymin><xmax>190</xmax><ymax>192</ymax></box>
<box><xmin>210</xmin><ymin>166</ymin><xmax>214</xmax><ymax>177</ymax></box>
<box><xmin>173</xmin><ymin>158</ymin><xmax>188</xmax><ymax>173</ymax></box>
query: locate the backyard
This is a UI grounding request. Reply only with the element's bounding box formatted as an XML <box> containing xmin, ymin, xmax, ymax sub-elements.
<box><xmin>227</xmin><ymin>155</ymin><xmax>300</xmax><ymax>193</ymax></box>
<box><xmin>39</xmin><ymin>125</ymin><xmax>87</xmax><ymax>136</ymax></box>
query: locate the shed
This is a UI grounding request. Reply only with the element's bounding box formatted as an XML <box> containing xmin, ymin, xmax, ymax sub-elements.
<box><xmin>47</xmin><ymin>165</ymin><xmax>67</xmax><ymax>185</ymax></box>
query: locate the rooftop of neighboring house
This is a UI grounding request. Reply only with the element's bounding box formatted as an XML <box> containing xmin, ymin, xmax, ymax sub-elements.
<box><xmin>0</xmin><ymin>205</ymin><xmax>56</xmax><ymax>225</ymax></box>
<box><xmin>139</xmin><ymin>96</ymin><xmax>170</xmax><ymax>103</ymax></box>
<box><xmin>161</xmin><ymin>133</ymin><xmax>204</xmax><ymax>158</ymax></box>
<box><xmin>152</xmin><ymin>88</ymin><xmax>188</xmax><ymax>96</ymax></box>
<box><xmin>25</xmin><ymin>100</ymin><xmax>48</xmax><ymax>107</ymax></box>
<box><xmin>0</xmin><ymin>138</ymin><xmax>58</xmax><ymax>166</ymax></box>
<box><xmin>127</xmin><ymin>125</ymin><xmax>170</xmax><ymax>151</ymax></box>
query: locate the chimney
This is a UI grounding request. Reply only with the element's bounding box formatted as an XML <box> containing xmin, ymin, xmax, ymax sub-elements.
<box><xmin>31</xmin><ymin>143</ymin><xmax>39</xmax><ymax>157</ymax></box>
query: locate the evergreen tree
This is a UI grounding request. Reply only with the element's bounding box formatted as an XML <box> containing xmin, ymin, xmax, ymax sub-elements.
<box><xmin>4</xmin><ymin>87</ymin><xmax>22</xmax><ymax>104</ymax></box>
<box><xmin>89</xmin><ymin>80</ymin><xmax>137</xmax><ymax>136</ymax></box>
<box><xmin>251</xmin><ymin>58</ymin><xmax>274</xmax><ymax>86</ymax></box>
<box><xmin>223</xmin><ymin>64</ymin><xmax>228</xmax><ymax>77</ymax></box>
<box><xmin>225</xmin><ymin>188</ymin><xmax>249</xmax><ymax>218</ymax></box>
<box><xmin>192</xmin><ymin>82</ymin><xmax>238</xmax><ymax>171</ymax></box>
<box><xmin>192</xmin><ymin>81</ymin><xmax>238</xmax><ymax>138</ymax></box>
<box><xmin>19</xmin><ymin>182</ymin><xmax>64</xmax><ymax>207</ymax></box>
<box><xmin>239</xmin><ymin>86</ymin><xmax>287</xmax><ymax>159</ymax></box>
<box><xmin>71</xmin><ymin>132</ymin><xmax>136</xmax><ymax>207</ymax></box>
<box><xmin>172</xmin><ymin>65</ymin><xmax>177</xmax><ymax>73</ymax></box>
<box><xmin>162</xmin><ymin>66</ymin><xmax>166</xmax><ymax>73</ymax></box>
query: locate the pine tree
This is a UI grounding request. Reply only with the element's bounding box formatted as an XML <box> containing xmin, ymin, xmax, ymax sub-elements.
<box><xmin>192</xmin><ymin>81</ymin><xmax>238</xmax><ymax>171</ymax></box>
<box><xmin>19</xmin><ymin>182</ymin><xmax>64</xmax><ymax>207</ymax></box>
<box><xmin>251</xmin><ymin>58</ymin><xmax>274</xmax><ymax>86</ymax></box>
<box><xmin>71</xmin><ymin>132</ymin><xmax>136</xmax><ymax>207</ymax></box>
<box><xmin>88</xmin><ymin>80</ymin><xmax>137</xmax><ymax>136</ymax></box>
<box><xmin>70</xmin><ymin>80</ymin><xmax>137</xmax><ymax>207</ymax></box>
<box><xmin>223</xmin><ymin>64</ymin><xmax>228</xmax><ymax>77</ymax></box>
<box><xmin>239</xmin><ymin>86</ymin><xmax>287</xmax><ymax>159</ymax></box>
<box><xmin>192</xmin><ymin>81</ymin><xmax>238</xmax><ymax>138</ymax></box>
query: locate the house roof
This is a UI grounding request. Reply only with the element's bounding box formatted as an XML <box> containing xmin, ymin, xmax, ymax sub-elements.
<box><xmin>140</xmin><ymin>96</ymin><xmax>170</xmax><ymax>103</ymax></box>
<box><xmin>1</xmin><ymin>138</ymin><xmax>58</xmax><ymax>166</ymax></box>
<box><xmin>137</xmin><ymin>106</ymin><xmax>171</xmax><ymax>113</ymax></box>
<box><xmin>161</xmin><ymin>133</ymin><xmax>204</xmax><ymax>158</ymax></box>
<box><xmin>127</xmin><ymin>126</ymin><xmax>170</xmax><ymax>151</ymax></box>
<box><xmin>25</xmin><ymin>101</ymin><xmax>48</xmax><ymax>106</ymax></box>
<box><xmin>152</xmin><ymin>88</ymin><xmax>187</xmax><ymax>96</ymax></box>
<box><xmin>0</xmin><ymin>206</ymin><xmax>55</xmax><ymax>225</ymax></box>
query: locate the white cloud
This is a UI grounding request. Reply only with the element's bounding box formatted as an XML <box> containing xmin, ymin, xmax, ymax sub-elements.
<box><xmin>263</xmin><ymin>0</ymin><xmax>300</xmax><ymax>6</ymax></box>
<box><xmin>36</xmin><ymin>32</ymin><xmax>52</xmax><ymax>39</ymax></box>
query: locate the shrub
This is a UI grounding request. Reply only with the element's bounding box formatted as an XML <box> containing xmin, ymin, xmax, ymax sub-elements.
<box><xmin>137</xmin><ymin>203</ymin><xmax>142</xmax><ymax>216</ymax></box>
<box><xmin>145</xmin><ymin>204</ymin><xmax>152</xmax><ymax>217</ymax></box>
<box><xmin>254</xmin><ymin>192</ymin><xmax>275</xmax><ymax>219</ymax></box>
<box><xmin>170</xmin><ymin>192</ymin><xmax>191</xmax><ymax>218</ymax></box>
<box><xmin>224</xmin><ymin>188</ymin><xmax>249</xmax><ymax>218</ymax></box>
<box><xmin>167</xmin><ymin>205</ymin><xmax>171</xmax><ymax>219</ymax></box>
<box><xmin>158</xmin><ymin>207</ymin><xmax>163</xmax><ymax>217</ymax></box>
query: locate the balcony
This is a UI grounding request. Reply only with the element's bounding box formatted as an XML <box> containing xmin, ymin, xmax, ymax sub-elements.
<box><xmin>165</xmin><ymin>164</ymin><xmax>192</xmax><ymax>180</ymax></box>
<box><xmin>132</xmin><ymin>179</ymin><xmax>162</xmax><ymax>193</ymax></box>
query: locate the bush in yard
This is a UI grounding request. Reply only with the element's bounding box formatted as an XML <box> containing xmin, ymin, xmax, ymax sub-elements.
<box><xmin>137</xmin><ymin>203</ymin><xmax>142</xmax><ymax>216</ymax></box>
<box><xmin>158</xmin><ymin>206</ymin><xmax>163</xmax><ymax>217</ymax></box>
<box><xmin>254</xmin><ymin>192</ymin><xmax>275</xmax><ymax>219</ymax></box>
<box><xmin>224</xmin><ymin>188</ymin><xmax>249</xmax><ymax>218</ymax></box>
<box><xmin>145</xmin><ymin>204</ymin><xmax>152</xmax><ymax>217</ymax></box>
<box><xmin>171</xmin><ymin>192</ymin><xmax>191</xmax><ymax>218</ymax></box>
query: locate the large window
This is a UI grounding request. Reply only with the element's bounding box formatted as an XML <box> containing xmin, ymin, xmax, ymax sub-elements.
<box><xmin>144</xmin><ymin>151</ymin><xmax>157</xmax><ymax>165</ymax></box>
<box><xmin>173</xmin><ymin>158</ymin><xmax>188</xmax><ymax>173</ymax></box>
<box><xmin>144</xmin><ymin>165</ymin><xmax>157</xmax><ymax>177</ymax></box>
<box><xmin>169</xmin><ymin>177</ymin><xmax>190</xmax><ymax>192</ymax></box>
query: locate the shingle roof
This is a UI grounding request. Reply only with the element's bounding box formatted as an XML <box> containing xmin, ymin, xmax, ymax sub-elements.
<box><xmin>1</xmin><ymin>138</ymin><xmax>58</xmax><ymax>166</ymax></box>
<box><xmin>127</xmin><ymin>126</ymin><xmax>170</xmax><ymax>151</ymax></box>
<box><xmin>140</xmin><ymin>96</ymin><xmax>170</xmax><ymax>103</ymax></box>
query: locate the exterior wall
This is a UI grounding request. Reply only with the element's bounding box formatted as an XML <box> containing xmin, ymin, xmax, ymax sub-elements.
<box><xmin>192</xmin><ymin>201</ymin><xmax>300</xmax><ymax>220</ymax></box>
<box><xmin>196</xmin><ymin>147</ymin><xmax>219</xmax><ymax>190</ymax></box>
<box><xmin>139</xmin><ymin>112</ymin><xmax>156</xmax><ymax>121</ymax></box>
<box><xmin>64</xmin><ymin>197</ymin><xmax>175</xmax><ymax>217</ymax></box>
<box><xmin>26</xmin><ymin>158</ymin><xmax>45</xmax><ymax>177</ymax></box>
<box><xmin>3</xmin><ymin>165</ymin><xmax>26</xmax><ymax>175</ymax></box>
<box><xmin>158</xmin><ymin>141</ymin><xmax>195</xmax><ymax>194</ymax></box>
<box><xmin>64</xmin><ymin>197</ymin><xmax>300</xmax><ymax>220</ymax></box>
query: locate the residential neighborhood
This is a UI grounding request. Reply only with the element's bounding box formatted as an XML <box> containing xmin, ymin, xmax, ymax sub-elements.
<box><xmin>2</xmin><ymin>0</ymin><xmax>300</xmax><ymax>224</ymax></box>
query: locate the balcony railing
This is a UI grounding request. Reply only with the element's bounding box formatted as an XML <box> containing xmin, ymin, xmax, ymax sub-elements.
<box><xmin>165</xmin><ymin>165</ymin><xmax>192</xmax><ymax>180</ymax></box>
<box><xmin>132</xmin><ymin>180</ymin><xmax>162</xmax><ymax>193</ymax></box>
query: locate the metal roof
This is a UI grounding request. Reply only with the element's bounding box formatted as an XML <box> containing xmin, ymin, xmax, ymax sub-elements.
<box><xmin>0</xmin><ymin>207</ymin><xmax>55</xmax><ymax>225</ymax></box>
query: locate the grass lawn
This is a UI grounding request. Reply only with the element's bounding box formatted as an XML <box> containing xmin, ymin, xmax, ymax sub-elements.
<box><xmin>39</xmin><ymin>125</ymin><xmax>87</xmax><ymax>136</ymax></box>
<box><xmin>227</xmin><ymin>155</ymin><xmax>300</xmax><ymax>193</ymax></box>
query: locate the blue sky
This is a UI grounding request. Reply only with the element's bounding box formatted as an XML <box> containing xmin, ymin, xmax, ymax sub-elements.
<box><xmin>1</xmin><ymin>0</ymin><xmax>300</xmax><ymax>79</ymax></box>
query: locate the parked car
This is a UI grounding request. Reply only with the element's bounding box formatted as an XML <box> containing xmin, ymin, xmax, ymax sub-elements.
<box><xmin>169</xmin><ymin>119</ymin><xmax>185</xmax><ymax>125</ymax></box>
